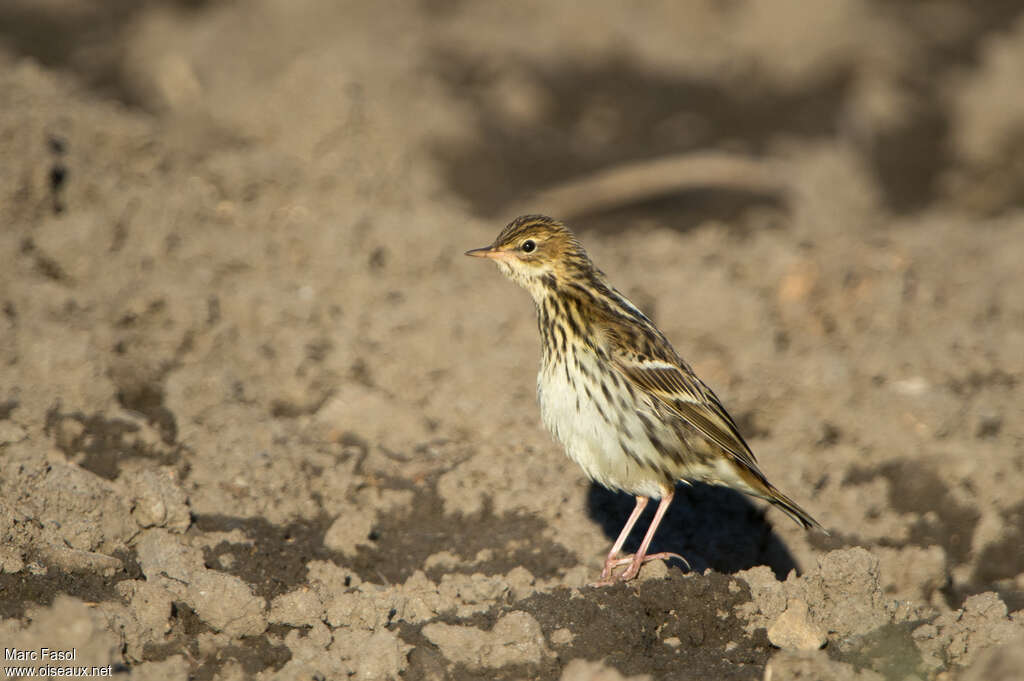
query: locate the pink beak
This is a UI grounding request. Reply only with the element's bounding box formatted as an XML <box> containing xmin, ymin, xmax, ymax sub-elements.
<box><xmin>465</xmin><ymin>246</ymin><xmax>513</xmax><ymax>262</ymax></box>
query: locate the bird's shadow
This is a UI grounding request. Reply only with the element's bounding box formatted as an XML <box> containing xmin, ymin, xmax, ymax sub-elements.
<box><xmin>586</xmin><ymin>482</ymin><xmax>801</xmax><ymax>579</ymax></box>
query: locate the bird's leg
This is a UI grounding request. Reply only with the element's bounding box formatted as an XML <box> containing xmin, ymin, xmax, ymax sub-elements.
<box><xmin>599</xmin><ymin>496</ymin><xmax>649</xmax><ymax>581</ymax></box>
<box><xmin>593</xmin><ymin>493</ymin><xmax>689</xmax><ymax>585</ymax></box>
<box><xmin>618</xmin><ymin>490</ymin><xmax>684</xmax><ymax>581</ymax></box>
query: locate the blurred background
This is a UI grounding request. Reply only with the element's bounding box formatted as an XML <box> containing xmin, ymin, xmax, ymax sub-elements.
<box><xmin>1</xmin><ymin>1</ymin><xmax>1023</xmax><ymax>679</ymax></box>
<box><xmin>5</xmin><ymin>0</ymin><xmax>1024</xmax><ymax>218</ymax></box>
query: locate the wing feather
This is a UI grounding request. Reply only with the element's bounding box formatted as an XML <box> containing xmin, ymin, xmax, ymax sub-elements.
<box><xmin>600</xmin><ymin>320</ymin><xmax>761</xmax><ymax>472</ymax></box>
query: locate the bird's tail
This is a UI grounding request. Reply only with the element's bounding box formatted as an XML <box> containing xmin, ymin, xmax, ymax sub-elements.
<box><xmin>763</xmin><ymin>484</ymin><xmax>826</xmax><ymax>532</ymax></box>
<box><xmin>729</xmin><ymin>457</ymin><xmax>826</xmax><ymax>532</ymax></box>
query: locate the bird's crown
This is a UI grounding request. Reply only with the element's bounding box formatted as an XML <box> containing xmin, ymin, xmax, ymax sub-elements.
<box><xmin>492</xmin><ymin>215</ymin><xmax>588</xmax><ymax>261</ymax></box>
<box><xmin>494</xmin><ymin>214</ymin><xmax>566</xmax><ymax>248</ymax></box>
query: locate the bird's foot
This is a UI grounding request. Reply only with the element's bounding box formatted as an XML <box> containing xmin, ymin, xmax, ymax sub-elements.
<box><xmin>591</xmin><ymin>551</ymin><xmax>690</xmax><ymax>586</ymax></box>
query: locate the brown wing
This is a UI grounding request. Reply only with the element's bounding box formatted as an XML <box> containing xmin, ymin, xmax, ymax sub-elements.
<box><xmin>598</xmin><ymin>317</ymin><xmax>761</xmax><ymax>473</ymax></box>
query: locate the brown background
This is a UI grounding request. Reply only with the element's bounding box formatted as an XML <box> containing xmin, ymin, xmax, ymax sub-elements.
<box><xmin>1</xmin><ymin>1</ymin><xmax>1023</xmax><ymax>679</ymax></box>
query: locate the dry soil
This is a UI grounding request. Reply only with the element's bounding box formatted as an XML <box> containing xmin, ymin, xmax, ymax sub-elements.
<box><xmin>1</xmin><ymin>2</ymin><xmax>1023</xmax><ymax>680</ymax></box>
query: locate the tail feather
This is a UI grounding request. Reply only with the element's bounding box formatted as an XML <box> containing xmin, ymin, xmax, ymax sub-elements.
<box><xmin>764</xmin><ymin>485</ymin><xmax>826</xmax><ymax>533</ymax></box>
<box><xmin>724</xmin><ymin>451</ymin><xmax>826</xmax><ymax>532</ymax></box>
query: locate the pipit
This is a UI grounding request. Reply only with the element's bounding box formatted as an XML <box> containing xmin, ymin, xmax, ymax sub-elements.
<box><xmin>467</xmin><ymin>215</ymin><xmax>822</xmax><ymax>584</ymax></box>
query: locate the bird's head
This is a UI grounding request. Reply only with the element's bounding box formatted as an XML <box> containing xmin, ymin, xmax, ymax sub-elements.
<box><xmin>466</xmin><ymin>215</ymin><xmax>591</xmax><ymax>300</ymax></box>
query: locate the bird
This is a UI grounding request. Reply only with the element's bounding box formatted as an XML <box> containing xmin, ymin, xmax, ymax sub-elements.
<box><xmin>466</xmin><ymin>214</ymin><xmax>822</xmax><ymax>584</ymax></box>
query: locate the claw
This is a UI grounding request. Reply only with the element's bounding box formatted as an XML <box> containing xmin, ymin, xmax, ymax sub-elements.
<box><xmin>592</xmin><ymin>551</ymin><xmax>690</xmax><ymax>586</ymax></box>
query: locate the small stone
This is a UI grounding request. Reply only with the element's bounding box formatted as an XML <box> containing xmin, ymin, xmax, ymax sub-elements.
<box><xmin>550</xmin><ymin>627</ymin><xmax>575</xmax><ymax>646</ymax></box>
<box><xmin>768</xmin><ymin>598</ymin><xmax>827</xmax><ymax>650</ymax></box>
<box><xmin>506</xmin><ymin>565</ymin><xmax>537</xmax><ymax>599</ymax></box>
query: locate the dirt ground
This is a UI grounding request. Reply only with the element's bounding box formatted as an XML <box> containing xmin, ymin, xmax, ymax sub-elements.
<box><xmin>2</xmin><ymin>1</ymin><xmax>1023</xmax><ymax>679</ymax></box>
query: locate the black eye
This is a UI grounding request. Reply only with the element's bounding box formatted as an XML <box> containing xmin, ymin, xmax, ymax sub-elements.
<box><xmin>521</xmin><ymin>240</ymin><xmax>536</xmax><ymax>253</ymax></box>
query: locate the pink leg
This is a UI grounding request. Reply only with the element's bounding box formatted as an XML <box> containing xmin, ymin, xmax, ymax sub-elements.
<box><xmin>599</xmin><ymin>496</ymin><xmax>649</xmax><ymax>581</ymax></box>
<box><xmin>592</xmin><ymin>491</ymin><xmax>689</xmax><ymax>585</ymax></box>
<box><xmin>619</xmin><ymin>490</ymin><xmax>681</xmax><ymax>581</ymax></box>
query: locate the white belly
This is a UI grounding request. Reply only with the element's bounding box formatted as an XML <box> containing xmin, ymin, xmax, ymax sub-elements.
<box><xmin>537</xmin><ymin>351</ymin><xmax>669</xmax><ymax>498</ymax></box>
